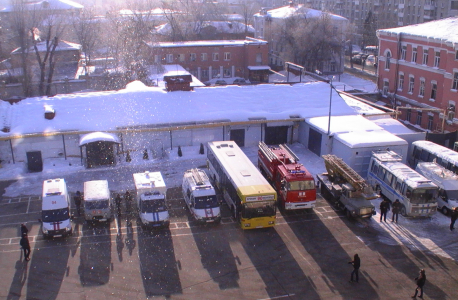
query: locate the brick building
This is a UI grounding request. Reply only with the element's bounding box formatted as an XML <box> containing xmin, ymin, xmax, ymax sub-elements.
<box><xmin>144</xmin><ymin>38</ymin><xmax>270</xmax><ymax>83</ymax></box>
<box><xmin>376</xmin><ymin>17</ymin><xmax>458</xmax><ymax>132</ymax></box>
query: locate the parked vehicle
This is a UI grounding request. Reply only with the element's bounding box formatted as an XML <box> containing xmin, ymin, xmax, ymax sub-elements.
<box><xmin>133</xmin><ymin>171</ymin><xmax>169</xmax><ymax>228</ymax></box>
<box><xmin>258</xmin><ymin>142</ymin><xmax>316</xmax><ymax>210</ymax></box>
<box><xmin>409</xmin><ymin>140</ymin><xmax>458</xmax><ymax>174</ymax></box>
<box><xmin>215</xmin><ymin>80</ymin><xmax>227</xmax><ymax>86</ymax></box>
<box><xmin>182</xmin><ymin>168</ymin><xmax>220</xmax><ymax>223</ymax></box>
<box><xmin>368</xmin><ymin>150</ymin><xmax>438</xmax><ymax>217</ymax></box>
<box><xmin>317</xmin><ymin>155</ymin><xmax>376</xmax><ymax>219</ymax></box>
<box><xmin>233</xmin><ymin>78</ymin><xmax>248</xmax><ymax>85</ymax></box>
<box><xmin>415</xmin><ymin>162</ymin><xmax>458</xmax><ymax>215</ymax></box>
<box><xmin>83</xmin><ymin>180</ymin><xmax>112</xmax><ymax>222</ymax></box>
<box><xmin>40</xmin><ymin>178</ymin><xmax>72</xmax><ymax>238</ymax></box>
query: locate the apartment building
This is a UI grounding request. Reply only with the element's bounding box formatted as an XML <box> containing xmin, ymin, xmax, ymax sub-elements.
<box><xmin>376</xmin><ymin>17</ymin><xmax>458</xmax><ymax>132</ymax></box>
<box><xmin>144</xmin><ymin>38</ymin><xmax>270</xmax><ymax>83</ymax></box>
<box><xmin>302</xmin><ymin>0</ymin><xmax>458</xmax><ymax>34</ymax></box>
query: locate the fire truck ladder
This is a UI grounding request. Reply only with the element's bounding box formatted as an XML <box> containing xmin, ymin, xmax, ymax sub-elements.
<box><xmin>322</xmin><ymin>154</ymin><xmax>376</xmax><ymax>198</ymax></box>
<box><xmin>191</xmin><ymin>168</ymin><xmax>205</xmax><ymax>186</ymax></box>
<box><xmin>279</xmin><ymin>144</ymin><xmax>299</xmax><ymax>163</ymax></box>
<box><xmin>259</xmin><ymin>142</ymin><xmax>299</xmax><ymax>164</ymax></box>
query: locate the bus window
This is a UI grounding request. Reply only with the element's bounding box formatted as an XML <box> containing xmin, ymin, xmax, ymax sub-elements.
<box><xmin>395</xmin><ymin>181</ymin><xmax>402</xmax><ymax>193</ymax></box>
<box><xmin>436</xmin><ymin>157</ymin><xmax>442</xmax><ymax>165</ymax></box>
<box><xmin>410</xmin><ymin>189</ymin><xmax>436</xmax><ymax>204</ymax></box>
<box><xmin>428</xmin><ymin>154</ymin><xmax>437</xmax><ymax>162</ymax></box>
<box><xmin>405</xmin><ymin>188</ymin><xmax>412</xmax><ymax>198</ymax></box>
<box><xmin>371</xmin><ymin>162</ymin><xmax>378</xmax><ymax>174</ymax></box>
<box><xmin>384</xmin><ymin>172</ymin><xmax>393</xmax><ymax>186</ymax></box>
<box><xmin>420</xmin><ymin>150</ymin><xmax>429</xmax><ymax>162</ymax></box>
<box><xmin>413</xmin><ymin>147</ymin><xmax>421</xmax><ymax>159</ymax></box>
<box><xmin>378</xmin><ymin>167</ymin><xmax>385</xmax><ymax>180</ymax></box>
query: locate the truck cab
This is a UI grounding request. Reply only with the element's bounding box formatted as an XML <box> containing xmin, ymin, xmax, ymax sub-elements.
<box><xmin>182</xmin><ymin>168</ymin><xmax>220</xmax><ymax>223</ymax></box>
<box><xmin>83</xmin><ymin>180</ymin><xmax>112</xmax><ymax>222</ymax></box>
<box><xmin>133</xmin><ymin>171</ymin><xmax>169</xmax><ymax>228</ymax></box>
<box><xmin>415</xmin><ymin>162</ymin><xmax>458</xmax><ymax>215</ymax></box>
<box><xmin>41</xmin><ymin>178</ymin><xmax>73</xmax><ymax>238</ymax></box>
<box><xmin>276</xmin><ymin>164</ymin><xmax>316</xmax><ymax>210</ymax></box>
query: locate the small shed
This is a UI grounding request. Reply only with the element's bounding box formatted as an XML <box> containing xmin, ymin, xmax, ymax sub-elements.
<box><xmin>79</xmin><ymin>132</ymin><xmax>120</xmax><ymax>168</ymax></box>
<box><xmin>164</xmin><ymin>73</ymin><xmax>193</xmax><ymax>92</ymax></box>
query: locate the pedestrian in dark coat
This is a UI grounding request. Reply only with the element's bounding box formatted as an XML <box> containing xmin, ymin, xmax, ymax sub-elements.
<box><xmin>74</xmin><ymin>191</ymin><xmax>82</xmax><ymax>215</ymax></box>
<box><xmin>20</xmin><ymin>224</ymin><xmax>28</xmax><ymax>236</ymax></box>
<box><xmin>412</xmin><ymin>269</ymin><xmax>426</xmax><ymax>298</ymax></box>
<box><xmin>125</xmin><ymin>191</ymin><xmax>132</xmax><ymax>213</ymax></box>
<box><xmin>115</xmin><ymin>194</ymin><xmax>122</xmax><ymax>216</ymax></box>
<box><xmin>349</xmin><ymin>253</ymin><xmax>361</xmax><ymax>283</ymax></box>
<box><xmin>20</xmin><ymin>233</ymin><xmax>31</xmax><ymax>261</ymax></box>
<box><xmin>392</xmin><ymin>199</ymin><xmax>401</xmax><ymax>222</ymax></box>
<box><xmin>380</xmin><ymin>198</ymin><xmax>390</xmax><ymax>222</ymax></box>
<box><xmin>450</xmin><ymin>207</ymin><xmax>458</xmax><ymax>231</ymax></box>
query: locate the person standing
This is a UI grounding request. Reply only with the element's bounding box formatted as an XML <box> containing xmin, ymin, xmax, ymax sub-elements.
<box><xmin>380</xmin><ymin>198</ymin><xmax>390</xmax><ymax>222</ymax></box>
<box><xmin>125</xmin><ymin>191</ymin><xmax>132</xmax><ymax>213</ymax></box>
<box><xmin>20</xmin><ymin>233</ymin><xmax>31</xmax><ymax>261</ymax></box>
<box><xmin>74</xmin><ymin>191</ymin><xmax>82</xmax><ymax>216</ymax></box>
<box><xmin>392</xmin><ymin>199</ymin><xmax>401</xmax><ymax>223</ymax></box>
<box><xmin>412</xmin><ymin>269</ymin><xmax>426</xmax><ymax>298</ymax></box>
<box><xmin>115</xmin><ymin>194</ymin><xmax>122</xmax><ymax>216</ymax></box>
<box><xmin>349</xmin><ymin>253</ymin><xmax>360</xmax><ymax>283</ymax></box>
<box><xmin>450</xmin><ymin>207</ymin><xmax>458</xmax><ymax>231</ymax></box>
<box><xmin>20</xmin><ymin>224</ymin><xmax>28</xmax><ymax>236</ymax></box>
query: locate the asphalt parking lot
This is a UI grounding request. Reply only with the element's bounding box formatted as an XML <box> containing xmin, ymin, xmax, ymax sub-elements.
<box><xmin>1</xmin><ymin>184</ymin><xmax>458</xmax><ymax>300</ymax></box>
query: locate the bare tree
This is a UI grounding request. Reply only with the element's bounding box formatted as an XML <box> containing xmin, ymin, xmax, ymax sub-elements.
<box><xmin>72</xmin><ymin>7</ymin><xmax>100</xmax><ymax>73</ymax></box>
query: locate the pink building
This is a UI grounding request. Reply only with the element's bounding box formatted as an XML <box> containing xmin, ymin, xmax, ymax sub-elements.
<box><xmin>144</xmin><ymin>38</ymin><xmax>270</xmax><ymax>83</ymax></box>
<box><xmin>376</xmin><ymin>17</ymin><xmax>458</xmax><ymax>132</ymax></box>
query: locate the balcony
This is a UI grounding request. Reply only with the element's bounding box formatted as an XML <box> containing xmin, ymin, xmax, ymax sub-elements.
<box><xmin>398</xmin><ymin>4</ymin><xmax>404</xmax><ymax>9</ymax></box>
<box><xmin>424</xmin><ymin>4</ymin><xmax>434</xmax><ymax>11</ymax></box>
<box><xmin>398</xmin><ymin>12</ymin><xmax>404</xmax><ymax>17</ymax></box>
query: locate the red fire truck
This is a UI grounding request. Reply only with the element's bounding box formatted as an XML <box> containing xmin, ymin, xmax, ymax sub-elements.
<box><xmin>258</xmin><ymin>142</ymin><xmax>316</xmax><ymax>210</ymax></box>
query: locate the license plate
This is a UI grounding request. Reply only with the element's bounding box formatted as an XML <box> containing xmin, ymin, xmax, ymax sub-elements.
<box><xmin>53</xmin><ymin>235</ymin><xmax>62</xmax><ymax>237</ymax></box>
<box><xmin>206</xmin><ymin>220</ymin><xmax>215</xmax><ymax>223</ymax></box>
<box><xmin>99</xmin><ymin>219</ymin><xmax>107</xmax><ymax>222</ymax></box>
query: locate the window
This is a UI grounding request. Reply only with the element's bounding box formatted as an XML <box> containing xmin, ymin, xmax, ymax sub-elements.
<box><xmin>383</xmin><ymin>80</ymin><xmax>389</xmax><ymax>96</ymax></box>
<box><xmin>386</xmin><ymin>51</ymin><xmax>391</xmax><ymax>70</ymax></box>
<box><xmin>212</xmin><ymin>69</ymin><xmax>219</xmax><ymax>78</ymax></box>
<box><xmin>166</xmin><ymin>54</ymin><xmax>174</xmax><ymax>63</ymax></box>
<box><xmin>224</xmin><ymin>52</ymin><xmax>231</xmax><ymax>61</ymax></box>
<box><xmin>456</xmin><ymin>50</ymin><xmax>458</xmax><ymax>60</ymax></box>
<box><xmin>201</xmin><ymin>69</ymin><xmax>208</xmax><ymax>79</ymax></box>
<box><xmin>212</xmin><ymin>53</ymin><xmax>219</xmax><ymax>61</ymax></box>
<box><xmin>448</xmin><ymin>103</ymin><xmax>456</xmax><ymax>121</ymax></box>
<box><xmin>401</xmin><ymin>46</ymin><xmax>407</xmax><ymax>60</ymax></box>
<box><xmin>406</xmin><ymin>109</ymin><xmax>411</xmax><ymax>122</ymax></box>
<box><xmin>330</xmin><ymin>62</ymin><xmax>336</xmax><ymax>72</ymax></box>
<box><xmin>178</xmin><ymin>54</ymin><xmax>185</xmax><ymax>62</ymax></box>
<box><xmin>412</xmin><ymin>47</ymin><xmax>417</xmax><ymax>62</ymax></box>
<box><xmin>416</xmin><ymin>111</ymin><xmax>422</xmax><ymax>126</ymax></box>
<box><xmin>398</xmin><ymin>73</ymin><xmax>404</xmax><ymax>90</ymax></box>
<box><xmin>223</xmin><ymin>68</ymin><xmax>231</xmax><ymax>77</ymax></box>
<box><xmin>201</xmin><ymin>53</ymin><xmax>208</xmax><ymax>61</ymax></box>
<box><xmin>434</xmin><ymin>51</ymin><xmax>440</xmax><ymax>67</ymax></box>
<box><xmin>154</xmin><ymin>55</ymin><xmax>160</xmax><ymax>64</ymax></box>
<box><xmin>430</xmin><ymin>82</ymin><xmax>437</xmax><ymax>100</ymax></box>
<box><xmin>408</xmin><ymin>76</ymin><xmax>415</xmax><ymax>94</ymax></box>
<box><xmin>427</xmin><ymin>115</ymin><xmax>433</xmax><ymax>131</ymax></box>
<box><xmin>190</xmin><ymin>53</ymin><xmax>196</xmax><ymax>61</ymax></box>
<box><xmin>419</xmin><ymin>79</ymin><xmax>425</xmax><ymax>97</ymax></box>
<box><xmin>256</xmin><ymin>53</ymin><xmax>262</xmax><ymax>65</ymax></box>
<box><xmin>422</xmin><ymin>49</ymin><xmax>429</xmax><ymax>65</ymax></box>
<box><xmin>453</xmin><ymin>72</ymin><xmax>458</xmax><ymax>90</ymax></box>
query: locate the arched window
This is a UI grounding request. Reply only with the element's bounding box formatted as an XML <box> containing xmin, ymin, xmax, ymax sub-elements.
<box><xmin>385</xmin><ymin>51</ymin><xmax>392</xmax><ymax>70</ymax></box>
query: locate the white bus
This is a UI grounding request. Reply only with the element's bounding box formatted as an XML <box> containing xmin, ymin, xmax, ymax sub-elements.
<box><xmin>207</xmin><ymin>141</ymin><xmax>277</xmax><ymax>229</ymax></box>
<box><xmin>409</xmin><ymin>140</ymin><xmax>458</xmax><ymax>174</ymax></box>
<box><xmin>368</xmin><ymin>151</ymin><xmax>438</xmax><ymax>217</ymax></box>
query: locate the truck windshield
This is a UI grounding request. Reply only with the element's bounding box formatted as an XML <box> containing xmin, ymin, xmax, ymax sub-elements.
<box><xmin>242</xmin><ymin>201</ymin><xmax>276</xmax><ymax>219</ymax></box>
<box><xmin>85</xmin><ymin>200</ymin><xmax>109</xmax><ymax>210</ymax></box>
<box><xmin>409</xmin><ymin>189</ymin><xmax>437</xmax><ymax>204</ymax></box>
<box><xmin>141</xmin><ymin>199</ymin><xmax>166</xmax><ymax>213</ymax></box>
<box><xmin>446</xmin><ymin>190</ymin><xmax>458</xmax><ymax>200</ymax></box>
<box><xmin>194</xmin><ymin>195</ymin><xmax>218</xmax><ymax>209</ymax></box>
<box><xmin>288</xmin><ymin>180</ymin><xmax>315</xmax><ymax>191</ymax></box>
<box><xmin>42</xmin><ymin>208</ymin><xmax>70</xmax><ymax>222</ymax></box>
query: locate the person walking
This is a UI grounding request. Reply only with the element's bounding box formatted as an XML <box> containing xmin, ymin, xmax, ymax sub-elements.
<box><xmin>20</xmin><ymin>224</ymin><xmax>28</xmax><ymax>236</ymax></box>
<box><xmin>125</xmin><ymin>191</ymin><xmax>132</xmax><ymax>213</ymax></box>
<box><xmin>392</xmin><ymin>199</ymin><xmax>401</xmax><ymax>223</ymax></box>
<box><xmin>20</xmin><ymin>233</ymin><xmax>31</xmax><ymax>261</ymax></box>
<box><xmin>115</xmin><ymin>194</ymin><xmax>122</xmax><ymax>216</ymax></box>
<box><xmin>450</xmin><ymin>207</ymin><xmax>458</xmax><ymax>231</ymax></box>
<box><xmin>380</xmin><ymin>198</ymin><xmax>390</xmax><ymax>222</ymax></box>
<box><xmin>349</xmin><ymin>253</ymin><xmax>360</xmax><ymax>283</ymax></box>
<box><xmin>412</xmin><ymin>269</ymin><xmax>426</xmax><ymax>298</ymax></box>
<box><xmin>74</xmin><ymin>191</ymin><xmax>82</xmax><ymax>216</ymax></box>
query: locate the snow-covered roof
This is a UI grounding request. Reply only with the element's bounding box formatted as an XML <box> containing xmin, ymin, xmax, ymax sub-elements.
<box><xmin>247</xmin><ymin>66</ymin><xmax>270</xmax><ymax>71</ymax></box>
<box><xmin>307</xmin><ymin>115</ymin><xmax>382</xmax><ymax>135</ymax></box>
<box><xmin>11</xmin><ymin>40</ymin><xmax>81</xmax><ymax>54</ymax></box>
<box><xmin>1</xmin><ymin>0</ymin><xmax>83</xmax><ymax>12</ymax></box>
<box><xmin>255</xmin><ymin>4</ymin><xmax>347</xmax><ymax>22</ymax></box>
<box><xmin>378</xmin><ymin>17</ymin><xmax>458</xmax><ymax>44</ymax></box>
<box><xmin>1</xmin><ymin>81</ymin><xmax>357</xmax><ymax>136</ymax></box>
<box><xmin>79</xmin><ymin>132</ymin><xmax>120</xmax><ymax>146</ymax></box>
<box><xmin>151</xmin><ymin>38</ymin><xmax>266</xmax><ymax>48</ymax></box>
<box><xmin>148</xmin><ymin>64</ymin><xmax>205</xmax><ymax>87</ymax></box>
<box><xmin>367</xmin><ymin>116</ymin><xmax>418</xmax><ymax>135</ymax></box>
<box><xmin>155</xmin><ymin>21</ymin><xmax>255</xmax><ymax>36</ymax></box>
<box><xmin>335</xmin><ymin>130</ymin><xmax>407</xmax><ymax>148</ymax></box>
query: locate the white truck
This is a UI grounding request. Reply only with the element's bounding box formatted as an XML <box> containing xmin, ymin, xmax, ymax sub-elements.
<box><xmin>416</xmin><ymin>162</ymin><xmax>458</xmax><ymax>215</ymax></box>
<box><xmin>83</xmin><ymin>180</ymin><xmax>113</xmax><ymax>222</ymax></box>
<box><xmin>40</xmin><ymin>178</ymin><xmax>73</xmax><ymax>238</ymax></box>
<box><xmin>133</xmin><ymin>171</ymin><xmax>169</xmax><ymax>228</ymax></box>
<box><xmin>182</xmin><ymin>168</ymin><xmax>220</xmax><ymax>223</ymax></box>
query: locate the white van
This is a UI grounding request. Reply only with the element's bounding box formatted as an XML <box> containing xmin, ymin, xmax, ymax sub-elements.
<box><xmin>182</xmin><ymin>168</ymin><xmax>220</xmax><ymax>223</ymax></box>
<box><xmin>133</xmin><ymin>171</ymin><xmax>169</xmax><ymax>228</ymax></box>
<box><xmin>416</xmin><ymin>162</ymin><xmax>458</xmax><ymax>215</ymax></box>
<box><xmin>41</xmin><ymin>178</ymin><xmax>72</xmax><ymax>238</ymax></box>
<box><xmin>83</xmin><ymin>180</ymin><xmax>112</xmax><ymax>222</ymax></box>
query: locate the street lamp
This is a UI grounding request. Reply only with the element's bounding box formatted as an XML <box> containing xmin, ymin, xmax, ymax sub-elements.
<box><xmin>315</xmin><ymin>70</ymin><xmax>334</xmax><ymax>136</ymax></box>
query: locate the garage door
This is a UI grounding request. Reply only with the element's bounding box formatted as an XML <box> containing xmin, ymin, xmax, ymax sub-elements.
<box><xmin>265</xmin><ymin>126</ymin><xmax>288</xmax><ymax>145</ymax></box>
<box><xmin>308</xmin><ymin>128</ymin><xmax>322</xmax><ymax>156</ymax></box>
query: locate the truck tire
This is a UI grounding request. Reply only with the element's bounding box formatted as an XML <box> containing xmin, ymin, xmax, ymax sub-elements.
<box><xmin>400</xmin><ymin>205</ymin><xmax>407</xmax><ymax>217</ymax></box>
<box><xmin>441</xmin><ymin>206</ymin><xmax>449</xmax><ymax>215</ymax></box>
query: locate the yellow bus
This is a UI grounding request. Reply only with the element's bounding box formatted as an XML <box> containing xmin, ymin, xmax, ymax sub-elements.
<box><xmin>207</xmin><ymin>141</ymin><xmax>277</xmax><ymax>229</ymax></box>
